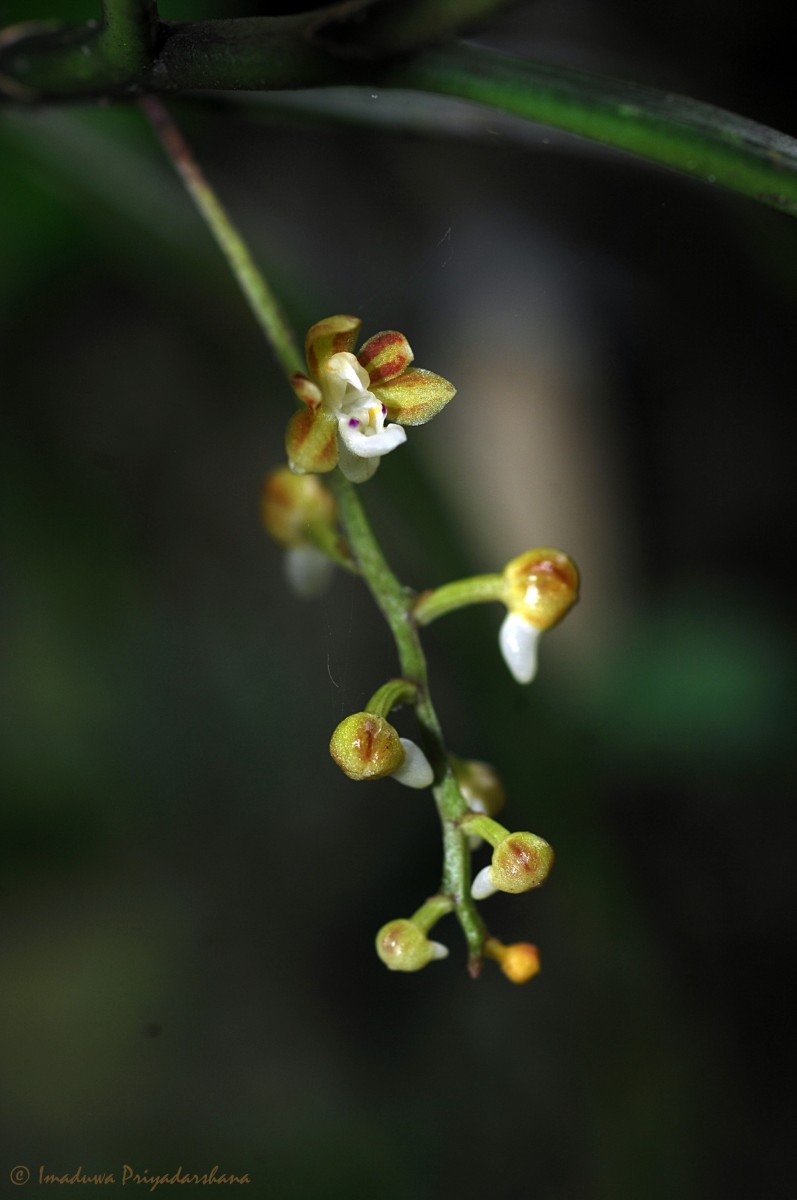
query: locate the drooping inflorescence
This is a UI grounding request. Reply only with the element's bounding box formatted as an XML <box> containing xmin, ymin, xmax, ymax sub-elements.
<box><xmin>264</xmin><ymin>315</ymin><xmax>580</xmax><ymax>984</ymax></box>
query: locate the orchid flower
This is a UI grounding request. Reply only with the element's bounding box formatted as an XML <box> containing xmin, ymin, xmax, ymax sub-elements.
<box><xmin>286</xmin><ymin>315</ymin><xmax>456</xmax><ymax>483</ymax></box>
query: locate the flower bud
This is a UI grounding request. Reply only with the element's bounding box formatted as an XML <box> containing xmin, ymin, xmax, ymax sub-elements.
<box><xmin>330</xmin><ymin>713</ymin><xmax>405</xmax><ymax>781</ymax></box>
<box><xmin>451</xmin><ymin>755</ymin><xmax>506</xmax><ymax>818</ymax></box>
<box><xmin>499</xmin><ymin>549</ymin><xmax>579</xmax><ymax>683</ymax></box>
<box><xmin>376</xmin><ymin>919</ymin><xmax>449</xmax><ymax>972</ymax></box>
<box><xmin>502</xmin><ymin>548</ymin><xmax>579</xmax><ymax>630</ymax></box>
<box><xmin>472</xmin><ymin>831</ymin><xmax>554</xmax><ymax>899</ymax></box>
<box><xmin>329</xmin><ymin>713</ymin><xmax>434</xmax><ymax>788</ymax></box>
<box><xmin>261</xmin><ymin>468</ymin><xmax>337</xmax><ymax>548</ymax></box>
<box><xmin>485</xmin><ymin>937</ymin><xmax>541</xmax><ymax>984</ymax></box>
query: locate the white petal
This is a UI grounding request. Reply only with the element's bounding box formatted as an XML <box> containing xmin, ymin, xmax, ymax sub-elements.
<box><xmin>337</xmin><ymin>440</ymin><xmax>381</xmax><ymax>483</ymax></box>
<box><xmin>499</xmin><ymin>611</ymin><xmax>540</xmax><ymax>684</ymax></box>
<box><xmin>338</xmin><ymin>417</ymin><xmax>407</xmax><ymax>459</ymax></box>
<box><xmin>471</xmin><ymin>865</ymin><xmax>498</xmax><ymax>900</ymax></box>
<box><xmin>392</xmin><ymin>738</ymin><xmax>434</xmax><ymax>789</ymax></box>
<box><xmin>326</xmin><ymin>351</ymin><xmax>371</xmax><ymax>392</ymax></box>
<box><xmin>284</xmin><ymin>547</ymin><xmax>334</xmax><ymax>599</ymax></box>
<box><xmin>429</xmin><ymin>941</ymin><xmax>449</xmax><ymax>960</ymax></box>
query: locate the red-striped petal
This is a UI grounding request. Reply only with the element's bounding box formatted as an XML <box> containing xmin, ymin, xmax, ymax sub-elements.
<box><xmin>305</xmin><ymin>316</ymin><xmax>361</xmax><ymax>379</ymax></box>
<box><xmin>285</xmin><ymin>408</ymin><xmax>339</xmax><ymax>474</ymax></box>
<box><xmin>290</xmin><ymin>373</ymin><xmax>322</xmax><ymax>409</ymax></box>
<box><xmin>357</xmin><ymin>330</ymin><xmax>414</xmax><ymax>386</ymax></box>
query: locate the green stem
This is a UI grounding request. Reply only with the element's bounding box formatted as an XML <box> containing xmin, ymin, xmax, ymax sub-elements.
<box><xmin>138</xmin><ymin>97</ymin><xmax>487</xmax><ymax>970</ymax></box>
<box><xmin>414</xmin><ymin>572</ymin><xmax>504</xmax><ymax>625</ymax></box>
<box><xmin>314</xmin><ymin>0</ymin><xmax>517</xmax><ymax>58</ymax></box>
<box><xmin>331</xmin><ymin>472</ymin><xmax>486</xmax><ymax>969</ymax></box>
<box><xmin>366</xmin><ymin>678</ymin><xmax>420</xmax><ymax>718</ymax></box>
<box><xmin>460</xmin><ymin>813</ymin><xmax>508</xmax><ymax>848</ymax></box>
<box><xmin>139</xmin><ymin>94</ymin><xmax>302</xmax><ymax>378</ymax></box>
<box><xmin>100</xmin><ymin>0</ymin><xmax>158</xmax><ymax>76</ymax></box>
<box><xmin>411</xmin><ymin>892</ymin><xmax>455</xmax><ymax>935</ymax></box>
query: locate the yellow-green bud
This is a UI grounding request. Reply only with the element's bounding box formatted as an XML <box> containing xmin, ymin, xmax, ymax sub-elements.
<box><xmin>451</xmin><ymin>755</ymin><xmax>506</xmax><ymax>818</ymax></box>
<box><xmin>376</xmin><ymin>919</ymin><xmax>448</xmax><ymax>972</ymax></box>
<box><xmin>502</xmin><ymin>548</ymin><xmax>579</xmax><ymax>630</ymax></box>
<box><xmin>471</xmin><ymin>831</ymin><xmax>554</xmax><ymax>899</ymax></box>
<box><xmin>330</xmin><ymin>713</ymin><xmax>405</xmax><ymax>781</ymax></box>
<box><xmin>261</xmin><ymin>467</ymin><xmax>337</xmax><ymax>548</ymax></box>
<box><xmin>492</xmin><ymin>832</ymin><xmax>554</xmax><ymax>893</ymax></box>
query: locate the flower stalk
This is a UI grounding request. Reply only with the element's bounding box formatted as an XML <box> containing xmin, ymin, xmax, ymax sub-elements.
<box><xmin>143</xmin><ymin>97</ymin><xmax>575</xmax><ymax>978</ymax></box>
<box><xmin>140</xmin><ymin>95</ymin><xmax>302</xmax><ymax>380</ymax></box>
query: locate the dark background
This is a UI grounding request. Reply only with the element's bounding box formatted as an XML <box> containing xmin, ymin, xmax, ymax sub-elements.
<box><xmin>1</xmin><ymin>2</ymin><xmax>796</xmax><ymax>1197</ymax></box>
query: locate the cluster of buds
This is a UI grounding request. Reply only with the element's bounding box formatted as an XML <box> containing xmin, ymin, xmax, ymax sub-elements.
<box><xmin>261</xmin><ymin>315</ymin><xmax>581</xmax><ymax>983</ymax></box>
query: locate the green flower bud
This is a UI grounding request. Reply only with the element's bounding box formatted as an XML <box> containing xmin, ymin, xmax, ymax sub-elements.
<box><xmin>375</xmin><ymin>919</ymin><xmax>448</xmax><ymax>972</ymax></box>
<box><xmin>451</xmin><ymin>755</ymin><xmax>506</xmax><ymax>818</ymax></box>
<box><xmin>492</xmin><ymin>832</ymin><xmax>554</xmax><ymax>893</ymax></box>
<box><xmin>329</xmin><ymin>712</ymin><xmax>405</xmax><ymax>781</ymax></box>
<box><xmin>261</xmin><ymin>467</ymin><xmax>337</xmax><ymax>548</ymax></box>
<box><xmin>472</xmin><ymin>832</ymin><xmax>554</xmax><ymax>899</ymax></box>
<box><xmin>502</xmin><ymin>548</ymin><xmax>579</xmax><ymax>631</ymax></box>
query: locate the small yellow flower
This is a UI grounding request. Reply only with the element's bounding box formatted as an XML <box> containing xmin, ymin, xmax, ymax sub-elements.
<box><xmin>286</xmin><ymin>316</ymin><xmax>456</xmax><ymax>483</ymax></box>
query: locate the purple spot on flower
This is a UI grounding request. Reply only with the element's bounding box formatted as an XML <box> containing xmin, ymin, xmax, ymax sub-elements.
<box><xmin>348</xmin><ymin>418</ymin><xmax>360</xmax><ymax>427</ymax></box>
<box><xmin>381</xmin><ymin>404</ymin><xmax>387</xmax><ymax>414</ymax></box>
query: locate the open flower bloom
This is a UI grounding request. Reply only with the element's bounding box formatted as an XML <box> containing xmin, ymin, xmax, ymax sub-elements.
<box><xmin>286</xmin><ymin>315</ymin><xmax>456</xmax><ymax>484</ymax></box>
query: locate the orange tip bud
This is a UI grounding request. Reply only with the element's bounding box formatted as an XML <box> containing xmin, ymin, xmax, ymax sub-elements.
<box><xmin>485</xmin><ymin>938</ymin><xmax>541</xmax><ymax>984</ymax></box>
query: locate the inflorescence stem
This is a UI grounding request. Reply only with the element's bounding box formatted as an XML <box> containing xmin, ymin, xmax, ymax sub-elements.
<box><xmin>140</xmin><ymin>95</ymin><xmax>302</xmax><ymax>380</ymax></box>
<box><xmin>143</xmin><ymin>97</ymin><xmax>486</xmax><ymax>969</ymax></box>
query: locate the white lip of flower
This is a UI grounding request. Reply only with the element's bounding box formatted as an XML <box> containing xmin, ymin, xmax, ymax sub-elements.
<box><xmin>323</xmin><ymin>352</ymin><xmax>407</xmax><ymax>482</ymax></box>
<box><xmin>392</xmin><ymin>738</ymin><xmax>434</xmax><ymax>789</ymax></box>
<box><xmin>499</xmin><ymin>611</ymin><xmax>541</xmax><ymax>684</ymax></box>
<box><xmin>471</xmin><ymin>865</ymin><xmax>499</xmax><ymax>900</ymax></box>
<box><xmin>283</xmin><ymin>546</ymin><xmax>335</xmax><ymax>599</ymax></box>
<box><xmin>427</xmin><ymin>941</ymin><xmax>449</xmax><ymax>960</ymax></box>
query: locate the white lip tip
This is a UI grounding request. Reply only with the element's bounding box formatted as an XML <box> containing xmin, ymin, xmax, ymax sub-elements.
<box><xmin>471</xmin><ymin>865</ymin><xmax>497</xmax><ymax>900</ymax></box>
<box><xmin>429</xmin><ymin>941</ymin><xmax>449</xmax><ymax>960</ymax></box>
<box><xmin>393</xmin><ymin>738</ymin><xmax>434</xmax><ymax>789</ymax></box>
<box><xmin>499</xmin><ymin>612</ymin><xmax>540</xmax><ymax>684</ymax></box>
